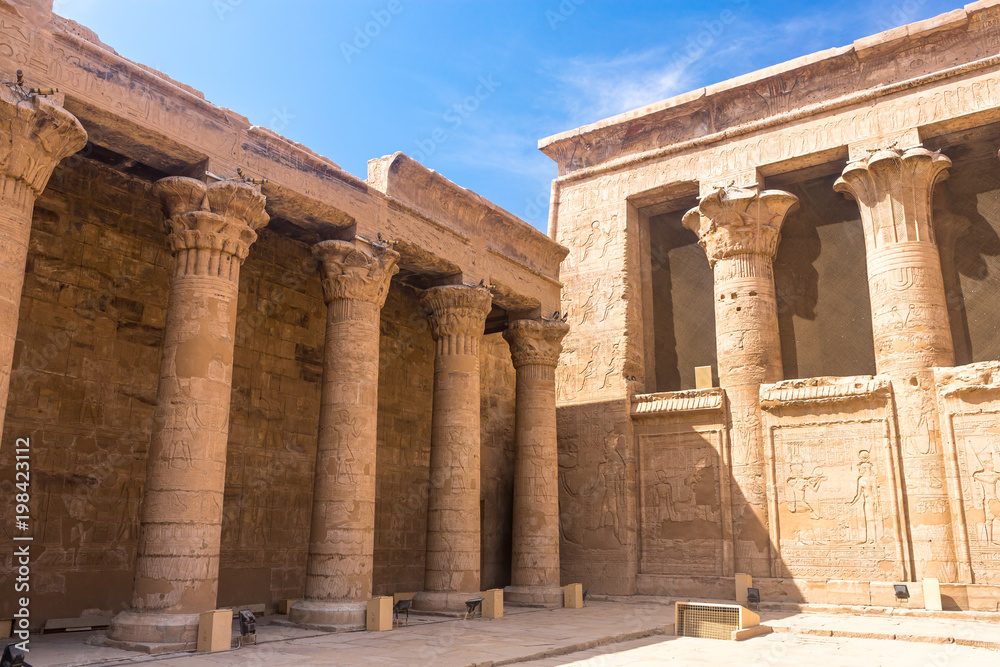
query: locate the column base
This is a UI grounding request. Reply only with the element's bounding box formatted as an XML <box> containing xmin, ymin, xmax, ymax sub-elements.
<box><xmin>504</xmin><ymin>585</ymin><xmax>563</xmax><ymax>608</ymax></box>
<box><xmin>412</xmin><ymin>590</ymin><xmax>482</xmax><ymax>614</ymax></box>
<box><xmin>287</xmin><ymin>599</ymin><xmax>366</xmax><ymax>631</ymax></box>
<box><xmin>102</xmin><ymin>611</ymin><xmax>199</xmax><ymax>653</ymax></box>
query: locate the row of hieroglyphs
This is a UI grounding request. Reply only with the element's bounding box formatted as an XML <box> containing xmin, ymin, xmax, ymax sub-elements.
<box><xmin>552</xmin><ymin>72</ymin><xmax>1000</xmax><ymax>212</ymax></box>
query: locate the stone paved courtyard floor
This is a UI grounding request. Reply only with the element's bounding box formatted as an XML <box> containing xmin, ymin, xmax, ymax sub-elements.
<box><xmin>8</xmin><ymin>598</ymin><xmax>999</xmax><ymax>666</ymax></box>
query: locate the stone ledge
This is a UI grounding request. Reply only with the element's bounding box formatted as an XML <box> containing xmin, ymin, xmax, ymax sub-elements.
<box><xmin>486</xmin><ymin>625</ymin><xmax>672</xmax><ymax>667</ymax></box>
<box><xmin>768</xmin><ymin>625</ymin><xmax>1000</xmax><ymax>650</ymax></box>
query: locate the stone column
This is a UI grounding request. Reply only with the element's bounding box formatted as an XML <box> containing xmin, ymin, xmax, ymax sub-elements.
<box><xmin>502</xmin><ymin>318</ymin><xmax>568</xmax><ymax>607</ymax></box>
<box><xmin>413</xmin><ymin>285</ymin><xmax>492</xmax><ymax>612</ymax></box>
<box><xmin>108</xmin><ymin>177</ymin><xmax>268</xmax><ymax>650</ymax></box>
<box><xmin>683</xmin><ymin>186</ymin><xmax>798</xmax><ymax>577</ymax></box>
<box><xmin>0</xmin><ymin>87</ymin><xmax>86</xmax><ymax>445</ymax></box>
<box><xmin>835</xmin><ymin>146</ymin><xmax>958</xmax><ymax>580</ymax></box>
<box><xmin>289</xmin><ymin>239</ymin><xmax>399</xmax><ymax>630</ymax></box>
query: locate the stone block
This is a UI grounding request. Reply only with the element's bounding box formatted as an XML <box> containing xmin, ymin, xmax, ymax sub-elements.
<box><xmin>277</xmin><ymin>599</ymin><xmax>296</xmax><ymax>615</ymax></box>
<box><xmin>482</xmin><ymin>589</ymin><xmax>503</xmax><ymax>619</ymax></box>
<box><xmin>367</xmin><ymin>596</ymin><xmax>393</xmax><ymax>632</ymax></box>
<box><xmin>564</xmin><ymin>583</ymin><xmax>584</xmax><ymax>609</ymax></box>
<box><xmin>735</xmin><ymin>573</ymin><xmax>752</xmax><ymax>606</ymax></box>
<box><xmin>871</xmin><ymin>581</ymin><xmax>923</xmax><ymax>608</ymax></box>
<box><xmin>197</xmin><ymin>609</ymin><xmax>231</xmax><ymax>653</ymax></box>
<box><xmin>923</xmin><ymin>578</ymin><xmax>943</xmax><ymax>611</ymax></box>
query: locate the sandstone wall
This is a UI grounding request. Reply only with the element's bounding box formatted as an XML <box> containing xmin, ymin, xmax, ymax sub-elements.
<box><xmin>0</xmin><ymin>158</ymin><xmax>169</xmax><ymax>622</ymax></box>
<box><xmin>0</xmin><ymin>158</ymin><xmax>519</xmax><ymax>623</ymax></box>
<box><xmin>217</xmin><ymin>229</ymin><xmax>326</xmax><ymax>609</ymax></box>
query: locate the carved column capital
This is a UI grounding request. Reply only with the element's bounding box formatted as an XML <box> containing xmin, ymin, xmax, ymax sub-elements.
<box><xmin>153</xmin><ymin>177</ymin><xmax>268</xmax><ymax>280</ymax></box>
<box><xmin>834</xmin><ymin>146</ymin><xmax>951</xmax><ymax>250</ymax></box>
<box><xmin>420</xmin><ymin>285</ymin><xmax>492</xmax><ymax>341</ymax></box>
<box><xmin>312</xmin><ymin>239</ymin><xmax>400</xmax><ymax>307</ymax></box>
<box><xmin>682</xmin><ymin>186</ymin><xmax>799</xmax><ymax>266</ymax></box>
<box><xmin>503</xmin><ymin>318</ymin><xmax>569</xmax><ymax>369</ymax></box>
<box><xmin>0</xmin><ymin>85</ymin><xmax>87</xmax><ymax>195</ymax></box>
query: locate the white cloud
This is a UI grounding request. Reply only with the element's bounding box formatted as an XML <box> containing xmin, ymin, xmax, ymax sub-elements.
<box><xmin>550</xmin><ymin>47</ymin><xmax>693</xmax><ymax>126</ymax></box>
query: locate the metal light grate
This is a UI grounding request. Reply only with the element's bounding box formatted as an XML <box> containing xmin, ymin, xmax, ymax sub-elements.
<box><xmin>676</xmin><ymin>602</ymin><xmax>740</xmax><ymax>640</ymax></box>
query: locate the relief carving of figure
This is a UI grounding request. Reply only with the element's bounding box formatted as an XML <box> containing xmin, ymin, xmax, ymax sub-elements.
<box><xmin>333</xmin><ymin>410</ymin><xmax>363</xmax><ymax>485</ymax></box>
<box><xmin>848</xmin><ymin>450</ymin><xmax>882</xmax><ymax>545</ymax></box>
<box><xmin>972</xmin><ymin>455</ymin><xmax>1000</xmax><ymax>546</ymax></box>
<box><xmin>597</xmin><ymin>434</ymin><xmax>626</xmax><ymax>543</ymax></box>
<box><xmin>579</xmin><ymin>220</ymin><xmax>609</xmax><ymax>264</ymax></box>
<box><xmin>732</xmin><ymin>426</ymin><xmax>760</xmax><ymax>466</ymax></box>
<box><xmin>558</xmin><ymin>438</ymin><xmax>597</xmax><ymax>546</ymax></box>
<box><xmin>652</xmin><ymin>470</ymin><xmax>678</xmax><ymax>525</ymax></box>
<box><xmin>785</xmin><ymin>464</ymin><xmax>827</xmax><ymax>519</ymax></box>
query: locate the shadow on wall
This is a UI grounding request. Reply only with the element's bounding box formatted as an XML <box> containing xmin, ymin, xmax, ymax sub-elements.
<box><xmin>932</xmin><ymin>148</ymin><xmax>1000</xmax><ymax>366</ymax></box>
<box><xmin>772</xmin><ymin>172</ymin><xmax>875</xmax><ymax>380</ymax></box>
<box><xmin>557</xmin><ymin>397</ymin><xmax>784</xmax><ymax>602</ymax></box>
<box><xmin>648</xmin><ymin>204</ymin><xmax>717</xmax><ymax>392</ymax></box>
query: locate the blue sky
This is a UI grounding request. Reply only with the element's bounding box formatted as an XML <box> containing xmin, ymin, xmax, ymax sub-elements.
<box><xmin>57</xmin><ymin>0</ymin><xmax>964</xmax><ymax>231</ymax></box>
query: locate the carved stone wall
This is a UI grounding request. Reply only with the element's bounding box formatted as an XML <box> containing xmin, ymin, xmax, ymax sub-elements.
<box><xmin>936</xmin><ymin>361</ymin><xmax>1000</xmax><ymax>587</ymax></box>
<box><xmin>760</xmin><ymin>377</ymin><xmax>909</xmax><ymax>582</ymax></box>
<box><xmin>0</xmin><ymin>159</ymin><xmax>169</xmax><ymax>623</ymax></box>
<box><xmin>372</xmin><ymin>283</ymin><xmax>434</xmax><ymax>596</ymax></box>
<box><xmin>479</xmin><ymin>333</ymin><xmax>517</xmax><ymax>591</ymax></box>
<box><xmin>549</xmin><ymin>2</ymin><xmax>1000</xmax><ymax>608</ymax></box>
<box><xmin>554</xmin><ymin>189</ymin><xmax>639</xmax><ymax>595</ymax></box>
<box><xmin>0</xmin><ymin>156</ymin><xmax>523</xmax><ymax>625</ymax></box>
<box><xmin>633</xmin><ymin>390</ymin><xmax>733</xmax><ymax>584</ymax></box>
<box><xmin>219</xmin><ymin>230</ymin><xmax>325</xmax><ymax>608</ymax></box>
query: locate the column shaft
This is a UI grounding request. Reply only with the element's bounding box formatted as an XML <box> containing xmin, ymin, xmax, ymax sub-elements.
<box><xmin>133</xmin><ymin>274</ymin><xmax>239</xmax><ymax>612</ymax></box>
<box><xmin>0</xmin><ymin>177</ymin><xmax>35</xmax><ymax>434</ymax></box>
<box><xmin>836</xmin><ymin>146</ymin><xmax>958</xmax><ymax>581</ymax></box>
<box><xmin>108</xmin><ymin>177</ymin><xmax>267</xmax><ymax>650</ymax></box>
<box><xmin>290</xmin><ymin>239</ymin><xmax>398</xmax><ymax>630</ymax></box>
<box><xmin>504</xmin><ymin>318</ymin><xmax>568</xmax><ymax>607</ymax></box>
<box><xmin>684</xmin><ymin>186</ymin><xmax>798</xmax><ymax>578</ymax></box>
<box><xmin>414</xmin><ymin>285</ymin><xmax>492</xmax><ymax>612</ymax></box>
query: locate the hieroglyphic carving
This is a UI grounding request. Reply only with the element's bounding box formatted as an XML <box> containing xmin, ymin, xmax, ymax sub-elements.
<box><xmin>633</xmin><ymin>388</ymin><xmax>731</xmax><ymax>578</ymax></box>
<box><xmin>639</xmin><ymin>431</ymin><xmax>725</xmax><ymax>575</ymax></box>
<box><xmin>834</xmin><ymin>143</ymin><xmax>958</xmax><ymax>580</ymax></box>
<box><xmin>761</xmin><ymin>377</ymin><xmax>907</xmax><ymax>581</ymax></box>
<box><xmin>557</xmin><ymin>402</ymin><xmax>635</xmax><ymax>559</ymax></box>
<box><xmin>0</xmin><ymin>84</ymin><xmax>86</xmax><ymax>446</ymax></box>
<box><xmin>768</xmin><ymin>423</ymin><xmax>902</xmax><ymax>579</ymax></box>
<box><xmin>936</xmin><ymin>362</ymin><xmax>1000</xmax><ymax>585</ymax></box>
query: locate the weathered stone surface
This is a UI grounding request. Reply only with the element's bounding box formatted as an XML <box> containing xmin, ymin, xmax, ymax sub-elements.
<box><xmin>413</xmin><ymin>285</ymin><xmax>492</xmax><ymax>612</ymax></box>
<box><xmin>545</xmin><ymin>0</ymin><xmax>1000</xmax><ymax>610</ymax></box>
<box><xmin>289</xmin><ymin>239</ymin><xmax>399</xmax><ymax>630</ymax></box>
<box><xmin>504</xmin><ymin>318</ymin><xmax>568</xmax><ymax>606</ymax></box>
<box><xmin>0</xmin><ymin>2</ymin><xmax>561</xmax><ymax>640</ymax></box>
<box><xmin>0</xmin><ymin>84</ymin><xmax>85</xmax><ymax>448</ymax></box>
<box><xmin>107</xmin><ymin>177</ymin><xmax>268</xmax><ymax>648</ymax></box>
<box><xmin>683</xmin><ymin>186</ymin><xmax>798</xmax><ymax>578</ymax></box>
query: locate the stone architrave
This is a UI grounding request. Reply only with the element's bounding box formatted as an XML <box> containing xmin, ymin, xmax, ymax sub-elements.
<box><xmin>835</xmin><ymin>145</ymin><xmax>958</xmax><ymax>581</ymax></box>
<box><xmin>683</xmin><ymin>185</ymin><xmax>799</xmax><ymax>578</ymax></box>
<box><xmin>503</xmin><ymin>318</ymin><xmax>569</xmax><ymax>607</ymax></box>
<box><xmin>107</xmin><ymin>177</ymin><xmax>268</xmax><ymax>650</ymax></box>
<box><xmin>289</xmin><ymin>239</ymin><xmax>399</xmax><ymax>630</ymax></box>
<box><xmin>413</xmin><ymin>285</ymin><xmax>492</xmax><ymax>612</ymax></box>
<box><xmin>0</xmin><ymin>86</ymin><xmax>86</xmax><ymax>445</ymax></box>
